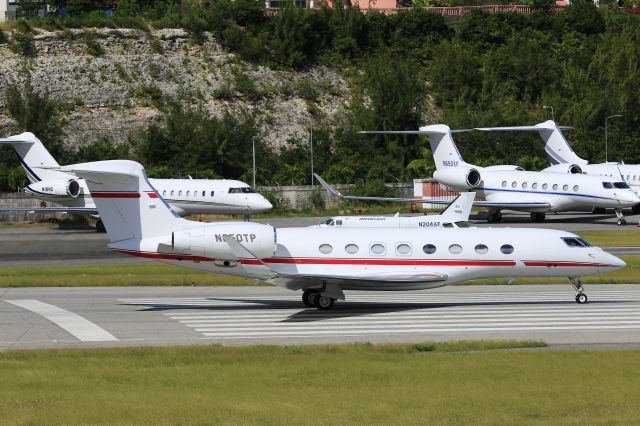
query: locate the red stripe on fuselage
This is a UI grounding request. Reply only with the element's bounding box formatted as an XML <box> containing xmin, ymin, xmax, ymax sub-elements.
<box><xmin>147</xmin><ymin>192</ymin><xmax>159</xmax><ymax>198</ymax></box>
<box><xmin>93</xmin><ymin>192</ymin><xmax>141</xmax><ymax>199</ymax></box>
<box><xmin>523</xmin><ymin>261</ymin><xmax>613</xmax><ymax>268</ymax></box>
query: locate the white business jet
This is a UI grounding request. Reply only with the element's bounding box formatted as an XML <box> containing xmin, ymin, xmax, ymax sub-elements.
<box><xmin>360</xmin><ymin>125</ymin><xmax>640</xmax><ymax>225</ymax></box>
<box><xmin>316</xmin><ymin>183</ymin><xmax>475</xmax><ymax>228</ymax></box>
<box><xmin>0</xmin><ymin>132</ymin><xmax>272</xmax><ymax>231</ymax></box>
<box><xmin>474</xmin><ymin>120</ymin><xmax>640</xmax><ymax>214</ymax></box>
<box><xmin>62</xmin><ymin>159</ymin><xmax>625</xmax><ymax>308</ymax></box>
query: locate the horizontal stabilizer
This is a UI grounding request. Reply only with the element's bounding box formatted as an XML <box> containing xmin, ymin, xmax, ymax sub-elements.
<box><xmin>0</xmin><ymin>207</ymin><xmax>98</xmax><ymax>214</ymax></box>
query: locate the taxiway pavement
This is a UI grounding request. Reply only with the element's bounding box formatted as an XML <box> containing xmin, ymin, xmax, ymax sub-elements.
<box><xmin>2</xmin><ymin>285</ymin><xmax>640</xmax><ymax>350</ymax></box>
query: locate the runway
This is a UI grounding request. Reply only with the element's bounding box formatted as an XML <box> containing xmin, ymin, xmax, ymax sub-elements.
<box><xmin>2</xmin><ymin>285</ymin><xmax>640</xmax><ymax>350</ymax></box>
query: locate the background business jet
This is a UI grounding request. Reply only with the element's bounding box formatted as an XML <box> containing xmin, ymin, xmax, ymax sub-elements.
<box><xmin>361</xmin><ymin>125</ymin><xmax>640</xmax><ymax>225</ymax></box>
<box><xmin>0</xmin><ymin>132</ymin><xmax>272</xmax><ymax>231</ymax></box>
<box><xmin>475</xmin><ymin>120</ymin><xmax>640</xmax><ymax>214</ymax></box>
<box><xmin>62</xmin><ymin>159</ymin><xmax>625</xmax><ymax>308</ymax></box>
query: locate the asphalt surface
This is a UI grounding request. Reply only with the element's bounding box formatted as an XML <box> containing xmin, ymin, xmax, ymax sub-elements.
<box><xmin>1</xmin><ymin>285</ymin><xmax>640</xmax><ymax>350</ymax></box>
<box><xmin>0</xmin><ymin>211</ymin><xmax>638</xmax><ymax>266</ymax></box>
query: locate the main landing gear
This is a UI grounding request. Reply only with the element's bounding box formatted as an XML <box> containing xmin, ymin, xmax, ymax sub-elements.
<box><xmin>95</xmin><ymin>220</ymin><xmax>106</xmax><ymax>233</ymax></box>
<box><xmin>487</xmin><ymin>209</ymin><xmax>502</xmax><ymax>223</ymax></box>
<box><xmin>302</xmin><ymin>289</ymin><xmax>336</xmax><ymax>310</ymax></box>
<box><xmin>614</xmin><ymin>208</ymin><xmax>627</xmax><ymax>226</ymax></box>
<box><xmin>569</xmin><ymin>277</ymin><xmax>588</xmax><ymax>304</ymax></box>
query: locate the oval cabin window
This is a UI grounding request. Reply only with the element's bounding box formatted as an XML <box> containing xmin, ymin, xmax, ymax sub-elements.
<box><xmin>345</xmin><ymin>244</ymin><xmax>359</xmax><ymax>254</ymax></box>
<box><xmin>449</xmin><ymin>244</ymin><xmax>463</xmax><ymax>254</ymax></box>
<box><xmin>319</xmin><ymin>244</ymin><xmax>333</xmax><ymax>254</ymax></box>
<box><xmin>500</xmin><ymin>244</ymin><xmax>514</xmax><ymax>254</ymax></box>
<box><xmin>370</xmin><ymin>243</ymin><xmax>386</xmax><ymax>255</ymax></box>
<box><xmin>475</xmin><ymin>244</ymin><xmax>488</xmax><ymax>254</ymax></box>
<box><xmin>423</xmin><ymin>244</ymin><xmax>436</xmax><ymax>254</ymax></box>
<box><xmin>396</xmin><ymin>243</ymin><xmax>412</xmax><ymax>255</ymax></box>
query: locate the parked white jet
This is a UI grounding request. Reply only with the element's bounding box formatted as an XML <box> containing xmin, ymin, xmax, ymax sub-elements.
<box><xmin>63</xmin><ymin>159</ymin><xmax>625</xmax><ymax>308</ymax></box>
<box><xmin>360</xmin><ymin>125</ymin><xmax>640</xmax><ymax>225</ymax></box>
<box><xmin>317</xmin><ymin>190</ymin><xmax>475</xmax><ymax>229</ymax></box>
<box><xmin>0</xmin><ymin>132</ymin><xmax>272</xmax><ymax>231</ymax></box>
<box><xmin>475</xmin><ymin>120</ymin><xmax>640</xmax><ymax>213</ymax></box>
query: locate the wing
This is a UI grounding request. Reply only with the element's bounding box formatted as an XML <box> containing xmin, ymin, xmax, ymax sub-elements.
<box><xmin>0</xmin><ymin>207</ymin><xmax>98</xmax><ymax>214</ymax></box>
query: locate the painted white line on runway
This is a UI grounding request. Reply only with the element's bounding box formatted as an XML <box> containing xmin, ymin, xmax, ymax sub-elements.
<box><xmin>5</xmin><ymin>300</ymin><xmax>118</xmax><ymax>342</ymax></box>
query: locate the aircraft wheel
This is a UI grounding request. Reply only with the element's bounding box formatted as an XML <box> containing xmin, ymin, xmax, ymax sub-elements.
<box><xmin>302</xmin><ymin>290</ymin><xmax>319</xmax><ymax>308</ymax></box>
<box><xmin>617</xmin><ymin>218</ymin><xmax>626</xmax><ymax>226</ymax></box>
<box><xmin>95</xmin><ymin>220</ymin><xmax>106</xmax><ymax>233</ymax></box>
<box><xmin>575</xmin><ymin>293</ymin><xmax>588</xmax><ymax>304</ymax></box>
<box><xmin>315</xmin><ymin>295</ymin><xmax>335</xmax><ymax>310</ymax></box>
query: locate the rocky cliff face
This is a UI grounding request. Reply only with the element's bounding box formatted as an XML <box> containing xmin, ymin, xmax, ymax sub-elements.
<box><xmin>0</xmin><ymin>28</ymin><xmax>349</xmax><ymax>150</ymax></box>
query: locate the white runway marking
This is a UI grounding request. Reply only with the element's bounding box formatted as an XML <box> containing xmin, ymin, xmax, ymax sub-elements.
<box><xmin>6</xmin><ymin>300</ymin><xmax>118</xmax><ymax>342</ymax></box>
<box><xmin>119</xmin><ymin>289</ymin><xmax>640</xmax><ymax>341</ymax></box>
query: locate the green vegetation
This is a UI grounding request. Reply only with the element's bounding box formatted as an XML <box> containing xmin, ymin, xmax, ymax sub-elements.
<box><xmin>577</xmin><ymin>230</ymin><xmax>640</xmax><ymax>247</ymax></box>
<box><xmin>0</xmin><ymin>263</ymin><xmax>254</xmax><ymax>287</ymax></box>
<box><xmin>5</xmin><ymin>343</ymin><xmax>640</xmax><ymax>425</ymax></box>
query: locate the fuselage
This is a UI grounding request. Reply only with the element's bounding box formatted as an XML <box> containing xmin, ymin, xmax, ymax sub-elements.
<box><xmin>579</xmin><ymin>163</ymin><xmax>640</xmax><ymax>195</ymax></box>
<box><xmin>114</xmin><ymin>227</ymin><xmax>624</xmax><ymax>291</ymax></box>
<box><xmin>471</xmin><ymin>169</ymin><xmax>639</xmax><ymax>212</ymax></box>
<box><xmin>317</xmin><ymin>215</ymin><xmax>470</xmax><ymax>229</ymax></box>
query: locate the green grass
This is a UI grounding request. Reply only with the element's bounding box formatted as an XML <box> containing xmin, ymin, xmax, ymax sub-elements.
<box><xmin>4</xmin><ymin>342</ymin><xmax>640</xmax><ymax>425</ymax></box>
<box><xmin>0</xmin><ymin>264</ymin><xmax>255</xmax><ymax>287</ymax></box>
<box><xmin>1</xmin><ymin>256</ymin><xmax>639</xmax><ymax>287</ymax></box>
<box><xmin>577</xmin><ymin>230</ymin><xmax>640</xmax><ymax>247</ymax></box>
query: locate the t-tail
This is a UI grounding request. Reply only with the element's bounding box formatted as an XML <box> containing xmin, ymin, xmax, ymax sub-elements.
<box><xmin>418</xmin><ymin>124</ymin><xmax>474</xmax><ymax>170</ymax></box>
<box><xmin>60</xmin><ymin>160</ymin><xmax>181</xmax><ymax>244</ymax></box>
<box><xmin>474</xmin><ymin>120</ymin><xmax>587</xmax><ymax>166</ymax></box>
<box><xmin>0</xmin><ymin>132</ymin><xmax>61</xmax><ymax>182</ymax></box>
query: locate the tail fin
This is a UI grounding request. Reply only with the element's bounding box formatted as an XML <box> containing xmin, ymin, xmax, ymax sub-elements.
<box><xmin>419</xmin><ymin>125</ymin><xmax>470</xmax><ymax>170</ymax></box>
<box><xmin>0</xmin><ymin>132</ymin><xmax>61</xmax><ymax>182</ymax></box>
<box><xmin>60</xmin><ymin>160</ymin><xmax>179</xmax><ymax>243</ymax></box>
<box><xmin>474</xmin><ymin>121</ymin><xmax>587</xmax><ymax>166</ymax></box>
<box><xmin>439</xmin><ymin>192</ymin><xmax>475</xmax><ymax>221</ymax></box>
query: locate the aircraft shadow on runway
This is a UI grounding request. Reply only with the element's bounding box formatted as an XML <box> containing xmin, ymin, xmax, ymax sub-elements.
<box><xmin>121</xmin><ymin>298</ymin><xmax>627</xmax><ymax>322</ymax></box>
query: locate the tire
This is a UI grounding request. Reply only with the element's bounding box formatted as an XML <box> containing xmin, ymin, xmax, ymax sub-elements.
<box><xmin>302</xmin><ymin>290</ymin><xmax>317</xmax><ymax>308</ymax></box>
<box><xmin>315</xmin><ymin>295</ymin><xmax>335</xmax><ymax>310</ymax></box>
<box><xmin>575</xmin><ymin>293</ymin><xmax>588</xmax><ymax>304</ymax></box>
<box><xmin>617</xmin><ymin>219</ymin><xmax>625</xmax><ymax>226</ymax></box>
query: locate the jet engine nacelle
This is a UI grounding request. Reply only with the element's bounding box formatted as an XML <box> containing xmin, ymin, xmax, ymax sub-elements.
<box><xmin>483</xmin><ymin>165</ymin><xmax>525</xmax><ymax>172</ymax></box>
<box><xmin>172</xmin><ymin>222</ymin><xmax>276</xmax><ymax>260</ymax></box>
<box><xmin>27</xmin><ymin>178</ymin><xmax>81</xmax><ymax>198</ymax></box>
<box><xmin>541</xmin><ymin>164</ymin><xmax>583</xmax><ymax>174</ymax></box>
<box><xmin>433</xmin><ymin>167</ymin><xmax>482</xmax><ymax>190</ymax></box>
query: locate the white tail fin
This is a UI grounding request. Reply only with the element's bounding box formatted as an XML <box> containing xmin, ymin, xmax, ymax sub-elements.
<box><xmin>419</xmin><ymin>125</ymin><xmax>471</xmax><ymax>170</ymax></box>
<box><xmin>474</xmin><ymin>121</ymin><xmax>587</xmax><ymax>166</ymax></box>
<box><xmin>439</xmin><ymin>192</ymin><xmax>475</xmax><ymax>220</ymax></box>
<box><xmin>60</xmin><ymin>160</ymin><xmax>179</xmax><ymax>243</ymax></box>
<box><xmin>0</xmin><ymin>132</ymin><xmax>61</xmax><ymax>182</ymax></box>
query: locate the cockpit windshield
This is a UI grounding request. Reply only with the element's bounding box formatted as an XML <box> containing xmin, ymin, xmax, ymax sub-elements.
<box><xmin>324</xmin><ymin>219</ymin><xmax>334</xmax><ymax>226</ymax></box>
<box><xmin>562</xmin><ymin>237</ymin><xmax>592</xmax><ymax>247</ymax></box>
<box><xmin>614</xmin><ymin>182</ymin><xmax>630</xmax><ymax>189</ymax></box>
<box><xmin>603</xmin><ymin>182</ymin><xmax>613</xmax><ymax>189</ymax></box>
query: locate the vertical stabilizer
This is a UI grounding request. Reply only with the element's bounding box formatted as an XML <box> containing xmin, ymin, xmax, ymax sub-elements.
<box><xmin>535</xmin><ymin>121</ymin><xmax>587</xmax><ymax>166</ymax></box>
<box><xmin>0</xmin><ymin>132</ymin><xmax>61</xmax><ymax>182</ymax></box>
<box><xmin>439</xmin><ymin>192</ymin><xmax>475</xmax><ymax>221</ymax></box>
<box><xmin>61</xmin><ymin>160</ymin><xmax>179</xmax><ymax>243</ymax></box>
<box><xmin>419</xmin><ymin>125</ymin><xmax>471</xmax><ymax>170</ymax></box>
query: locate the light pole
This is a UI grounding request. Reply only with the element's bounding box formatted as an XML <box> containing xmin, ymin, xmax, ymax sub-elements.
<box><xmin>605</xmin><ymin>114</ymin><xmax>622</xmax><ymax>163</ymax></box>
<box><xmin>251</xmin><ymin>136</ymin><xmax>256</xmax><ymax>188</ymax></box>
<box><xmin>310</xmin><ymin>127</ymin><xmax>314</xmax><ymax>187</ymax></box>
<box><xmin>543</xmin><ymin>105</ymin><xmax>555</xmax><ymax>122</ymax></box>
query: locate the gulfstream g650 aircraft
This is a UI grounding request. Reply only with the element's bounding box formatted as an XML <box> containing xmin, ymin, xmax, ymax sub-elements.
<box><xmin>361</xmin><ymin>125</ymin><xmax>640</xmax><ymax>225</ymax></box>
<box><xmin>62</xmin><ymin>159</ymin><xmax>624</xmax><ymax>309</ymax></box>
<box><xmin>0</xmin><ymin>132</ymin><xmax>272</xmax><ymax>230</ymax></box>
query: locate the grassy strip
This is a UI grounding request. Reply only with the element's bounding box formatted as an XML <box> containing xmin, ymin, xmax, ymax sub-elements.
<box><xmin>6</xmin><ymin>342</ymin><xmax>640</xmax><ymax>425</ymax></box>
<box><xmin>576</xmin><ymin>230</ymin><xmax>640</xmax><ymax>247</ymax></box>
<box><xmin>1</xmin><ymin>256</ymin><xmax>639</xmax><ymax>287</ymax></box>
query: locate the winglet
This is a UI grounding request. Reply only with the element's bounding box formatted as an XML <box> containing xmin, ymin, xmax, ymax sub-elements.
<box><xmin>314</xmin><ymin>173</ymin><xmax>344</xmax><ymax>198</ymax></box>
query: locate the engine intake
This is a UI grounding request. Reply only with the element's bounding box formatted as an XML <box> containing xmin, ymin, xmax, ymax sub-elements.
<box><xmin>172</xmin><ymin>222</ymin><xmax>276</xmax><ymax>260</ymax></box>
<box><xmin>26</xmin><ymin>178</ymin><xmax>81</xmax><ymax>198</ymax></box>
<box><xmin>433</xmin><ymin>167</ymin><xmax>482</xmax><ymax>190</ymax></box>
<box><xmin>542</xmin><ymin>164</ymin><xmax>583</xmax><ymax>174</ymax></box>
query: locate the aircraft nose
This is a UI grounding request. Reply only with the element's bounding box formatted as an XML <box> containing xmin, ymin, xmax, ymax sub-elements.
<box><xmin>250</xmin><ymin>196</ymin><xmax>273</xmax><ymax>212</ymax></box>
<box><xmin>601</xmin><ymin>252</ymin><xmax>626</xmax><ymax>270</ymax></box>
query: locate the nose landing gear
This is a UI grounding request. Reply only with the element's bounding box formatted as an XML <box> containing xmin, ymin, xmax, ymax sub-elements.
<box><xmin>615</xmin><ymin>208</ymin><xmax>627</xmax><ymax>226</ymax></box>
<box><xmin>569</xmin><ymin>277</ymin><xmax>588</xmax><ymax>304</ymax></box>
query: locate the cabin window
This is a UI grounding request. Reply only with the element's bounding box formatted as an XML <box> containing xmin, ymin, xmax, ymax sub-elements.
<box><xmin>502</xmin><ymin>181</ymin><xmax>507</xmax><ymax>188</ymax></box>
<box><xmin>573</xmin><ymin>185</ymin><xmax>579</xmax><ymax>192</ymax></box>
<box><xmin>522</xmin><ymin>182</ymin><xmax>528</xmax><ymax>189</ymax></box>
<box><xmin>627</xmin><ymin>175</ymin><xmax>631</xmax><ymax>181</ymax></box>
<box><xmin>603</xmin><ymin>182</ymin><xmax>613</xmax><ymax>189</ymax></box>
<box><xmin>370</xmin><ymin>243</ymin><xmax>386</xmax><ymax>255</ymax></box>
<box><xmin>170</xmin><ymin>190</ymin><xmax>174</xmax><ymax>196</ymax></box>
<box><xmin>449</xmin><ymin>244</ymin><xmax>463</xmax><ymax>254</ymax></box>
<box><xmin>336</xmin><ymin>220</ymin><xmax>342</xmax><ymax>226</ymax></box>
<box><xmin>532</xmin><ymin>182</ymin><xmax>538</xmax><ymax>189</ymax></box>
<box><xmin>443</xmin><ymin>223</ymin><xmax>454</xmax><ymax>228</ymax></box>
<box><xmin>562</xmin><ymin>184</ymin><xmax>569</xmax><ymax>191</ymax></box>
<box><xmin>345</xmin><ymin>244</ymin><xmax>359</xmax><ymax>254</ymax></box>
<box><xmin>202</xmin><ymin>191</ymin><xmax>205</xmax><ymax>196</ymax></box>
<box><xmin>542</xmin><ymin>183</ymin><xmax>548</xmax><ymax>190</ymax></box>
<box><xmin>552</xmin><ymin>184</ymin><xmax>558</xmax><ymax>191</ymax></box>
<box><xmin>500</xmin><ymin>244</ymin><xmax>514</xmax><ymax>254</ymax></box>
<box><xmin>511</xmin><ymin>182</ymin><xmax>517</xmax><ymax>188</ymax></box>
<box><xmin>163</xmin><ymin>190</ymin><xmax>167</xmax><ymax>196</ymax></box>
<box><xmin>186</xmin><ymin>190</ymin><xmax>190</xmax><ymax>196</ymax></box>
<box><xmin>423</xmin><ymin>244</ymin><xmax>437</xmax><ymax>254</ymax></box>
<box><xmin>319</xmin><ymin>244</ymin><xmax>333</xmax><ymax>254</ymax></box>
<box><xmin>475</xmin><ymin>244</ymin><xmax>488</xmax><ymax>254</ymax></box>
<box><xmin>178</xmin><ymin>190</ymin><xmax>182</xmax><ymax>196</ymax></box>
<box><xmin>211</xmin><ymin>191</ymin><xmax>214</xmax><ymax>196</ymax></box>
<box><xmin>396</xmin><ymin>243</ymin><xmax>412</xmax><ymax>255</ymax></box>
